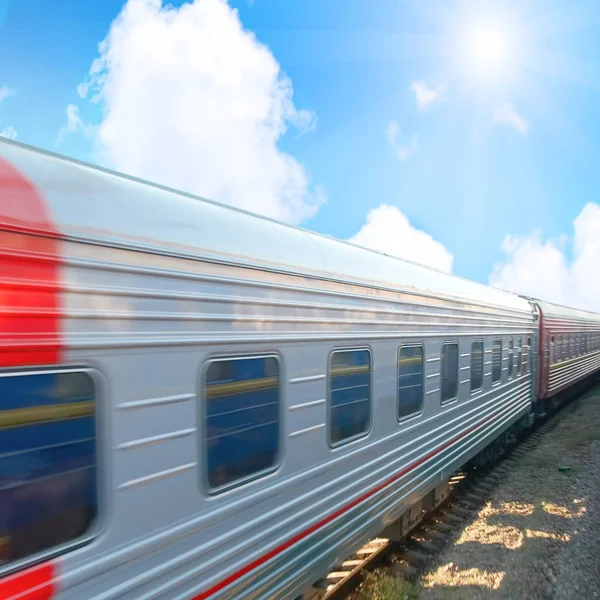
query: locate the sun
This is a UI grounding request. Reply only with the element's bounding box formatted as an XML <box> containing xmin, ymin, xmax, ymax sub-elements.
<box><xmin>448</xmin><ymin>9</ymin><xmax>524</xmax><ymax>91</ymax></box>
<box><xmin>468</xmin><ymin>27</ymin><xmax>510</xmax><ymax>71</ymax></box>
<box><xmin>459</xmin><ymin>22</ymin><xmax>516</xmax><ymax>83</ymax></box>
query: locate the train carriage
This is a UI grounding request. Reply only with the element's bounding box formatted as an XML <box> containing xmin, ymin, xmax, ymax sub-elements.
<box><xmin>534</xmin><ymin>299</ymin><xmax>600</xmax><ymax>405</ymax></box>
<box><xmin>0</xmin><ymin>136</ymin><xmax>591</xmax><ymax>600</ymax></box>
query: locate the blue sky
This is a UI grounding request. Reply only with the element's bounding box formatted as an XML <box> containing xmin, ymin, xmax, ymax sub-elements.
<box><xmin>1</xmin><ymin>0</ymin><xmax>600</xmax><ymax>307</ymax></box>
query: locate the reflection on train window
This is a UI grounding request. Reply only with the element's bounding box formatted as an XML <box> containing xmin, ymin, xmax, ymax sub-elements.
<box><xmin>507</xmin><ymin>340</ymin><xmax>514</xmax><ymax>379</ymax></box>
<box><xmin>441</xmin><ymin>343</ymin><xmax>458</xmax><ymax>404</ymax></box>
<box><xmin>0</xmin><ymin>371</ymin><xmax>96</xmax><ymax>567</ymax></box>
<box><xmin>470</xmin><ymin>341</ymin><xmax>484</xmax><ymax>392</ymax></box>
<box><xmin>492</xmin><ymin>339</ymin><xmax>502</xmax><ymax>383</ymax></box>
<box><xmin>517</xmin><ymin>339</ymin><xmax>523</xmax><ymax>375</ymax></box>
<box><xmin>204</xmin><ymin>356</ymin><xmax>279</xmax><ymax>490</ymax></box>
<box><xmin>397</xmin><ymin>346</ymin><xmax>423</xmax><ymax>421</ymax></box>
<box><xmin>329</xmin><ymin>349</ymin><xmax>371</xmax><ymax>446</ymax></box>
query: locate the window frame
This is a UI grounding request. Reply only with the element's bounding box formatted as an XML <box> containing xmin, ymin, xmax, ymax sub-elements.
<box><xmin>516</xmin><ymin>338</ymin><xmax>523</xmax><ymax>375</ymax></box>
<box><xmin>507</xmin><ymin>339</ymin><xmax>514</xmax><ymax>379</ymax></box>
<box><xmin>440</xmin><ymin>341</ymin><xmax>460</xmax><ymax>405</ymax></box>
<box><xmin>492</xmin><ymin>338</ymin><xmax>503</xmax><ymax>384</ymax></box>
<box><xmin>0</xmin><ymin>366</ymin><xmax>102</xmax><ymax>577</ymax></box>
<box><xmin>397</xmin><ymin>343</ymin><xmax>425</xmax><ymax>423</ymax></box>
<box><xmin>327</xmin><ymin>346</ymin><xmax>373</xmax><ymax>449</ymax></box>
<box><xmin>201</xmin><ymin>353</ymin><xmax>283</xmax><ymax>495</ymax></box>
<box><xmin>470</xmin><ymin>339</ymin><xmax>484</xmax><ymax>394</ymax></box>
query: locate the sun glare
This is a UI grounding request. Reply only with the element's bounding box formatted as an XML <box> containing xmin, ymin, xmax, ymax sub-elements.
<box><xmin>453</xmin><ymin>15</ymin><xmax>521</xmax><ymax>88</ymax></box>
<box><xmin>461</xmin><ymin>24</ymin><xmax>514</xmax><ymax>82</ymax></box>
<box><xmin>469</xmin><ymin>27</ymin><xmax>509</xmax><ymax>70</ymax></box>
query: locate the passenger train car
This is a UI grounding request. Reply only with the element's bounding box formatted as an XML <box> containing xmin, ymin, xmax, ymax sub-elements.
<box><xmin>0</xmin><ymin>138</ymin><xmax>599</xmax><ymax>600</ymax></box>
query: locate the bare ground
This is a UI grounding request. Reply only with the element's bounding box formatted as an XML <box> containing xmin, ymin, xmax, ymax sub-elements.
<box><xmin>420</xmin><ymin>387</ymin><xmax>600</xmax><ymax>600</ymax></box>
<box><xmin>356</xmin><ymin>386</ymin><xmax>600</xmax><ymax>600</ymax></box>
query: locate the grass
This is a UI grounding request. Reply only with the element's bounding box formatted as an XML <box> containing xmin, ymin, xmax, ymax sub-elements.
<box><xmin>561</xmin><ymin>424</ymin><xmax>600</xmax><ymax>450</ymax></box>
<box><xmin>515</xmin><ymin>451</ymin><xmax>553</xmax><ymax>469</ymax></box>
<box><xmin>357</xmin><ymin>571</ymin><xmax>421</xmax><ymax>600</ymax></box>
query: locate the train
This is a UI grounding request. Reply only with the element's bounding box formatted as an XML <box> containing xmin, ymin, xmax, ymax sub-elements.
<box><xmin>0</xmin><ymin>136</ymin><xmax>599</xmax><ymax>600</ymax></box>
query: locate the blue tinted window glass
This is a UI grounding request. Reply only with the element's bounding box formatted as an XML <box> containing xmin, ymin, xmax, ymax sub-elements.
<box><xmin>205</xmin><ymin>357</ymin><xmax>279</xmax><ymax>490</ymax></box>
<box><xmin>492</xmin><ymin>339</ymin><xmax>502</xmax><ymax>383</ymax></box>
<box><xmin>441</xmin><ymin>343</ymin><xmax>459</xmax><ymax>403</ymax></box>
<box><xmin>329</xmin><ymin>349</ymin><xmax>371</xmax><ymax>445</ymax></box>
<box><xmin>398</xmin><ymin>346</ymin><xmax>423</xmax><ymax>420</ymax></box>
<box><xmin>470</xmin><ymin>341</ymin><xmax>484</xmax><ymax>392</ymax></box>
<box><xmin>0</xmin><ymin>371</ymin><xmax>96</xmax><ymax>566</ymax></box>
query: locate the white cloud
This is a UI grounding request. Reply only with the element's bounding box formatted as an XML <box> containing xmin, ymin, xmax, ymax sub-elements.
<box><xmin>0</xmin><ymin>125</ymin><xmax>17</xmax><ymax>140</ymax></box>
<box><xmin>349</xmin><ymin>204</ymin><xmax>454</xmax><ymax>273</ymax></box>
<box><xmin>58</xmin><ymin>104</ymin><xmax>96</xmax><ymax>142</ymax></box>
<box><xmin>76</xmin><ymin>0</ymin><xmax>323</xmax><ymax>225</ymax></box>
<box><xmin>0</xmin><ymin>86</ymin><xmax>14</xmax><ymax>103</ymax></box>
<box><xmin>385</xmin><ymin>120</ymin><xmax>418</xmax><ymax>161</ymax></box>
<box><xmin>492</xmin><ymin>102</ymin><xmax>529</xmax><ymax>136</ymax></box>
<box><xmin>410</xmin><ymin>81</ymin><xmax>447</xmax><ymax>112</ymax></box>
<box><xmin>490</xmin><ymin>203</ymin><xmax>600</xmax><ymax>311</ymax></box>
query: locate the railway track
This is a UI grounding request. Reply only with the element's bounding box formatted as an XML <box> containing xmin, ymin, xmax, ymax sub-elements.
<box><xmin>317</xmin><ymin>384</ymin><xmax>593</xmax><ymax>600</ymax></box>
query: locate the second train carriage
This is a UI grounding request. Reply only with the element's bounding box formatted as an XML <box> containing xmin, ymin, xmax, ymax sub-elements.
<box><xmin>534</xmin><ymin>299</ymin><xmax>600</xmax><ymax>405</ymax></box>
<box><xmin>0</xmin><ymin>136</ymin><xmax>597</xmax><ymax>600</ymax></box>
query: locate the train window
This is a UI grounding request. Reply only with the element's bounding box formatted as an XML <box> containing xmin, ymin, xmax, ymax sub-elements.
<box><xmin>0</xmin><ymin>371</ymin><xmax>97</xmax><ymax>567</ymax></box>
<box><xmin>441</xmin><ymin>343</ymin><xmax>459</xmax><ymax>404</ymax></box>
<box><xmin>397</xmin><ymin>346</ymin><xmax>424</xmax><ymax>421</ymax></box>
<box><xmin>329</xmin><ymin>349</ymin><xmax>371</xmax><ymax>446</ymax></box>
<box><xmin>204</xmin><ymin>356</ymin><xmax>280</xmax><ymax>490</ymax></box>
<box><xmin>470</xmin><ymin>341</ymin><xmax>484</xmax><ymax>392</ymax></box>
<box><xmin>492</xmin><ymin>339</ymin><xmax>502</xmax><ymax>383</ymax></box>
<box><xmin>507</xmin><ymin>340</ymin><xmax>514</xmax><ymax>379</ymax></box>
<box><xmin>517</xmin><ymin>339</ymin><xmax>523</xmax><ymax>375</ymax></box>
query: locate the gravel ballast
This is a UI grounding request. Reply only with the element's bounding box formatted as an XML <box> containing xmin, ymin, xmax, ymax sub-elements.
<box><xmin>418</xmin><ymin>387</ymin><xmax>600</xmax><ymax>600</ymax></box>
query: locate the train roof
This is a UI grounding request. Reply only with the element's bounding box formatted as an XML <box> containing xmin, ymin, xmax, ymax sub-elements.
<box><xmin>0</xmin><ymin>137</ymin><xmax>535</xmax><ymax>314</ymax></box>
<box><xmin>533</xmin><ymin>298</ymin><xmax>600</xmax><ymax>325</ymax></box>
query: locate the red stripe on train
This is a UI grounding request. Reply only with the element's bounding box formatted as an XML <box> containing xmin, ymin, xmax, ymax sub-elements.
<box><xmin>193</xmin><ymin>407</ymin><xmax>504</xmax><ymax>599</ymax></box>
<box><xmin>0</xmin><ymin>562</ymin><xmax>55</xmax><ymax>600</ymax></box>
<box><xmin>0</xmin><ymin>157</ymin><xmax>63</xmax><ymax>367</ymax></box>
